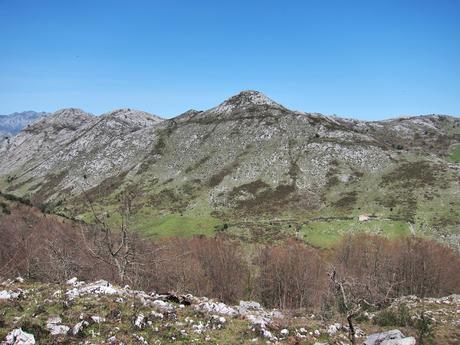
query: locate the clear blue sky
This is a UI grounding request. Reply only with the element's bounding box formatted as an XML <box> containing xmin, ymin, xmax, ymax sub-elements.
<box><xmin>0</xmin><ymin>0</ymin><xmax>459</xmax><ymax>119</ymax></box>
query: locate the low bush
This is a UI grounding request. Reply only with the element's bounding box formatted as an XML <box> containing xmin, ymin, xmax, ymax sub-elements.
<box><xmin>374</xmin><ymin>304</ymin><xmax>410</xmax><ymax>327</ymax></box>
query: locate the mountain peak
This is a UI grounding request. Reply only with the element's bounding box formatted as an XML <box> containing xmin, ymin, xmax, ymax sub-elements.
<box><xmin>24</xmin><ymin>108</ymin><xmax>94</xmax><ymax>132</ymax></box>
<box><xmin>211</xmin><ymin>90</ymin><xmax>282</xmax><ymax>114</ymax></box>
<box><xmin>101</xmin><ymin>108</ymin><xmax>164</xmax><ymax>126</ymax></box>
<box><xmin>53</xmin><ymin>107</ymin><xmax>92</xmax><ymax>120</ymax></box>
<box><xmin>53</xmin><ymin>108</ymin><xmax>93</xmax><ymax>124</ymax></box>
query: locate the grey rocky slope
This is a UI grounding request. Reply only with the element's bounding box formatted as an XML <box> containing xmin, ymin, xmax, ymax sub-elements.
<box><xmin>0</xmin><ymin>107</ymin><xmax>163</xmax><ymax>202</ymax></box>
<box><xmin>0</xmin><ymin>91</ymin><xmax>459</xmax><ymax>245</ymax></box>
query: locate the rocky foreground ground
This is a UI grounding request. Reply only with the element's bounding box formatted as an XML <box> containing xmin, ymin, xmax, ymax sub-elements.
<box><xmin>1</xmin><ymin>278</ymin><xmax>459</xmax><ymax>344</ymax></box>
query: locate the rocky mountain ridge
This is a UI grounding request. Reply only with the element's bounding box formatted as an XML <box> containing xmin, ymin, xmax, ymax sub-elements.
<box><xmin>0</xmin><ymin>91</ymin><xmax>459</xmax><ymax>246</ymax></box>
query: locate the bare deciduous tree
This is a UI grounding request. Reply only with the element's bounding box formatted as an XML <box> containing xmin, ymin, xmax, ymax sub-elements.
<box><xmin>329</xmin><ymin>266</ymin><xmax>397</xmax><ymax>344</ymax></box>
<box><xmin>256</xmin><ymin>239</ymin><xmax>326</xmax><ymax>309</ymax></box>
<box><xmin>81</xmin><ymin>189</ymin><xmax>139</xmax><ymax>284</ymax></box>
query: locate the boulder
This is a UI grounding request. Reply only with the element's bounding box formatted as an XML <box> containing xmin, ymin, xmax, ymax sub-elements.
<box><xmin>4</xmin><ymin>328</ymin><xmax>35</xmax><ymax>345</ymax></box>
<box><xmin>0</xmin><ymin>290</ymin><xmax>20</xmax><ymax>300</ymax></box>
<box><xmin>72</xmin><ymin>320</ymin><xmax>89</xmax><ymax>336</ymax></box>
<box><xmin>363</xmin><ymin>329</ymin><xmax>414</xmax><ymax>345</ymax></box>
<box><xmin>157</xmin><ymin>291</ymin><xmax>193</xmax><ymax>305</ymax></box>
<box><xmin>195</xmin><ymin>300</ymin><xmax>237</xmax><ymax>316</ymax></box>
<box><xmin>238</xmin><ymin>301</ymin><xmax>262</xmax><ymax>315</ymax></box>
<box><xmin>327</xmin><ymin>322</ymin><xmax>342</xmax><ymax>335</ymax></box>
<box><xmin>381</xmin><ymin>337</ymin><xmax>416</xmax><ymax>345</ymax></box>
<box><xmin>134</xmin><ymin>313</ymin><xmax>145</xmax><ymax>329</ymax></box>
<box><xmin>46</xmin><ymin>316</ymin><xmax>70</xmax><ymax>336</ymax></box>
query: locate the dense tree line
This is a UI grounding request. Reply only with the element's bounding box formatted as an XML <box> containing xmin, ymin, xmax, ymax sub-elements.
<box><xmin>1</xmin><ymin>205</ymin><xmax>459</xmax><ymax>311</ymax></box>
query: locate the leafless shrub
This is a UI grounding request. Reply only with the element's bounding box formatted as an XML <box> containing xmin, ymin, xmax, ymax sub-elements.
<box><xmin>255</xmin><ymin>239</ymin><xmax>327</xmax><ymax>309</ymax></box>
<box><xmin>333</xmin><ymin>234</ymin><xmax>460</xmax><ymax>303</ymax></box>
<box><xmin>143</xmin><ymin>236</ymin><xmax>249</xmax><ymax>303</ymax></box>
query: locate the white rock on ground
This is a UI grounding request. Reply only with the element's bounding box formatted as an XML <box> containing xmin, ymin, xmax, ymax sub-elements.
<box><xmin>238</xmin><ymin>300</ymin><xmax>262</xmax><ymax>314</ymax></box>
<box><xmin>363</xmin><ymin>329</ymin><xmax>414</xmax><ymax>345</ymax></box>
<box><xmin>72</xmin><ymin>321</ymin><xmax>89</xmax><ymax>336</ymax></box>
<box><xmin>0</xmin><ymin>291</ymin><xmax>20</xmax><ymax>299</ymax></box>
<box><xmin>152</xmin><ymin>299</ymin><xmax>175</xmax><ymax>313</ymax></box>
<box><xmin>134</xmin><ymin>313</ymin><xmax>145</xmax><ymax>329</ymax></box>
<box><xmin>60</xmin><ymin>279</ymin><xmax>289</xmax><ymax>343</ymax></box>
<box><xmin>381</xmin><ymin>337</ymin><xmax>416</xmax><ymax>345</ymax></box>
<box><xmin>66</xmin><ymin>280</ymin><xmax>120</xmax><ymax>300</ymax></box>
<box><xmin>195</xmin><ymin>301</ymin><xmax>238</xmax><ymax>316</ymax></box>
<box><xmin>90</xmin><ymin>315</ymin><xmax>105</xmax><ymax>323</ymax></box>
<box><xmin>66</xmin><ymin>277</ymin><xmax>80</xmax><ymax>286</ymax></box>
<box><xmin>4</xmin><ymin>328</ymin><xmax>35</xmax><ymax>345</ymax></box>
<box><xmin>150</xmin><ymin>311</ymin><xmax>164</xmax><ymax>320</ymax></box>
<box><xmin>46</xmin><ymin>316</ymin><xmax>70</xmax><ymax>336</ymax></box>
<box><xmin>327</xmin><ymin>323</ymin><xmax>342</xmax><ymax>335</ymax></box>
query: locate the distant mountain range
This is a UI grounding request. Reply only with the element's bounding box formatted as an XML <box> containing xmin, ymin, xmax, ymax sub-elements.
<box><xmin>0</xmin><ymin>111</ymin><xmax>49</xmax><ymax>144</ymax></box>
<box><xmin>1</xmin><ymin>91</ymin><xmax>459</xmax><ymax>247</ymax></box>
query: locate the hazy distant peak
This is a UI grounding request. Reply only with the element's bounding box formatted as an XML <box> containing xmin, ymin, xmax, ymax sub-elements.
<box><xmin>0</xmin><ymin>111</ymin><xmax>49</xmax><ymax>135</ymax></box>
<box><xmin>1</xmin><ymin>110</ymin><xmax>48</xmax><ymax>118</ymax></box>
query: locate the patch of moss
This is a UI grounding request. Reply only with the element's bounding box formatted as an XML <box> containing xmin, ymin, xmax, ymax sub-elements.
<box><xmin>448</xmin><ymin>144</ymin><xmax>460</xmax><ymax>163</ymax></box>
<box><xmin>301</xmin><ymin>219</ymin><xmax>411</xmax><ymax>248</ymax></box>
<box><xmin>136</xmin><ymin>212</ymin><xmax>219</xmax><ymax>238</ymax></box>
